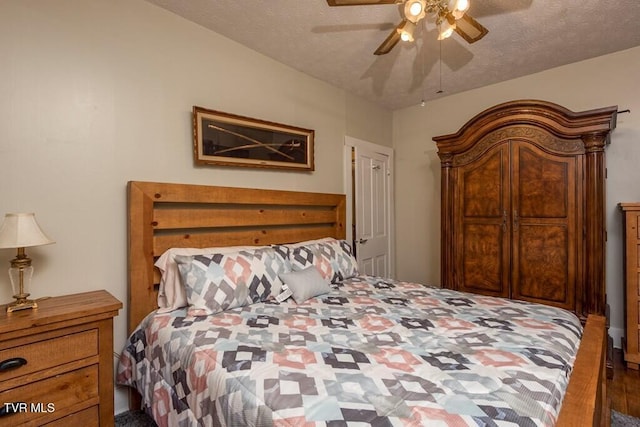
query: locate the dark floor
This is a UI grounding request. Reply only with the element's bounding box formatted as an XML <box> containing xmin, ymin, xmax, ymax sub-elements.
<box><xmin>610</xmin><ymin>348</ymin><xmax>640</xmax><ymax>418</ymax></box>
<box><xmin>115</xmin><ymin>410</ymin><xmax>156</xmax><ymax>427</ymax></box>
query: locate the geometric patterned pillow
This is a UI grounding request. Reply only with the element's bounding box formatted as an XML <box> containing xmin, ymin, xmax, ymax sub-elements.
<box><xmin>319</xmin><ymin>239</ymin><xmax>359</xmax><ymax>281</ymax></box>
<box><xmin>287</xmin><ymin>238</ymin><xmax>359</xmax><ymax>284</ymax></box>
<box><xmin>289</xmin><ymin>244</ymin><xmax>338</xmax><ymax>283</ymax></box>
<box><xmin>175</xmin><ymin>247</ymin><xmax>289</xmax><ymax>316</ymax></box>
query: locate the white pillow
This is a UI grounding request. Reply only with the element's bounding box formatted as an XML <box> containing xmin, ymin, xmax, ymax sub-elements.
<box><xmin>279</xmin><ymin>266</ymin><xmax>331</xmax><ymax>304</ymax></box>
<box><xmin>155</xmin><ymin>245</ymin><xmax>265</xmax><ymax>312</ymax></box>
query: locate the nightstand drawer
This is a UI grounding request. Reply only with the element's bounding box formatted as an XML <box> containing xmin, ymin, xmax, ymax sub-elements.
<box><xmin>0</xmin><ymin>365</ymin><xmax>98</xmax><ymax>425</ymax></box>
<box><xmin>0</xmin><ymin>329</ymin><xmax>98</xmax><ymax>382</ymax></box>
<box><xmin>43</xmin><ymin>406</ymin><xmax>99</xmax><ymax>427</ymax></box>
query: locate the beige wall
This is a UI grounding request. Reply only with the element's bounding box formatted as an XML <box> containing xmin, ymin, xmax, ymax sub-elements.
<box><xmin>0</xmin><ymin>0</ymin><xmax>392</xmax><ymax>413</ymax></box>
<box><xmin>346</xmin><ymin>94</ymin><xmax>393</xmax><ymax>145</ymax></box>
<box><xmin>393</xmin><ymin>45</ymin><xmax>640</xmax><ymax>347</ymax></box>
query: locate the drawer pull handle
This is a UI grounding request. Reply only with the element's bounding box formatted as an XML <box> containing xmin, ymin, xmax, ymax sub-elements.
<box><xmin>0</xmin><ymin>357</ymin><xmax>27</xmax><ymax>372</ymax></box>
<box><xmin>0</xmin><ymin>402</ymin><xmax>26</xmax><ymax>417</ymax></box>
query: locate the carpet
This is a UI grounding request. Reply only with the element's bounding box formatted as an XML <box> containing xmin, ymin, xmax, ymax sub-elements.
<box><xmin>114</xmin><ymin>410</ymin><xmax>156</xmax><ymax>427</ymax></box>
<box><xmin>115</xmin><ymin>409</ymin><xmax>640</xmax><ymax>426</ymax></box>
<box><xmin>612</xmin><ymin>409</ymin><xmax>640</xmax><ymax>427</ymax></box>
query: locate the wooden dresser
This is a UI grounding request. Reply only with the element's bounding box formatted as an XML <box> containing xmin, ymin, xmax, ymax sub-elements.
<box><xmin>620</xmin><ymin>202</ymin><xmax>640</xmax><ymax>369</ymax></box>
<box><xmin>0</xmin><ymin>290</ymin><xmax>122</xmax><ymax>426</ymax></box>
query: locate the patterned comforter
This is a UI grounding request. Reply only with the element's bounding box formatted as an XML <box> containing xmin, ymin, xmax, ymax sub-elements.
<box><xmin>117</xmin><ymin>275</ymin><xmax>582</xmax><ymax>427</ymax></box>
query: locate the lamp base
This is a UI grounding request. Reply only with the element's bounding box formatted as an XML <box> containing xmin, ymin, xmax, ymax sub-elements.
<box><xmin>6</xmin><ymin>249</ymin><xmax>38</xmax><ymax>313</ymax></box>
<box><xmin>7</xmin><ymin>295</ymin><xmax>38</xmax><ymax>313</ymax></box>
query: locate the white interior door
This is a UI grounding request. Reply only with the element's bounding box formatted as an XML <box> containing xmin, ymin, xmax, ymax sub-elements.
<box><xmin>354</xmin><ymin>145</ymin><xmax>392</xmax><ymax>277</ymax></box>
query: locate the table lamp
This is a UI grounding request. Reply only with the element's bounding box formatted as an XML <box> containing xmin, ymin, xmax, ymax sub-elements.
<box><xmin>0</xmin><ymin>213</ymin><xmax>55</xmax><ymax>312</ymax></box>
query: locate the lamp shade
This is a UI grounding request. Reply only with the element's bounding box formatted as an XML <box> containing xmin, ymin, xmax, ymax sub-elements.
<box><xmin>0</xmin><ymin>213</ymin><xmax>55</xmax><ymax>249</ymax></box>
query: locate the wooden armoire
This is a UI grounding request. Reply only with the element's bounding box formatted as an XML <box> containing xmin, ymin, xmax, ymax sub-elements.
<box><xmin>434</xmin><ymin>100</ymin><xmax>617</xmax><ymax>322</ymax></box>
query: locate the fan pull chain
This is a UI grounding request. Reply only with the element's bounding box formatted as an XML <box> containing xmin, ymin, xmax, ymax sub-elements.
<box><xmin>420</xmin><ymin>55</ymin><xmax>426</xmax><ymax>107</ymax></box>
<box><xmin>420</xmin><ymin>22</ymin><xmax>427</xmax><ymax>107</ymax></box>
<box><xmin>437</xmin><ymin>38</ymin><xmax>444</xmax><ymax>94</ymax></box>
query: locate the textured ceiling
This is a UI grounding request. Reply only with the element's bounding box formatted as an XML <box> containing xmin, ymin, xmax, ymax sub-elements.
<box><xmin>145</xmin><ymin>0</ymin><xmax>640</xmax><ymax>111</ymax></box>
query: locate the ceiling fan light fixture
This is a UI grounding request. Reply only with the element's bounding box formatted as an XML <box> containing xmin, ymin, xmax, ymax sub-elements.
<box><xmin>397</xmin><ymin>20</ymin><xmax>417</xmax><ymax>42</ymax></box>
<box><xmin>448</xmin><ymin>0</ymin><xmax>469</xmax><ymax>19</ymax></box>
<box><xmin>325</xmin><ymin>0</ymin><xmax>487</xmax><ymax>55</ymax></box>
<box><xmin>437</xmin><ymin>20</ymin><xmax>456</xmax><ymax>40</ymax></box>
<box><xmin>404</xmin><ymin>0</ymin><xmax>426</xmax><ymax>23</ymax></box>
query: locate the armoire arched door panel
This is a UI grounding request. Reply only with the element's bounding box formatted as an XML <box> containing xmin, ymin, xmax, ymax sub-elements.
<box><xmin>511</xmin><ymin>140</ymin><xmax>579</xmax><ymax>310</ymax></box>
<box><xmin>455</xmin><ymin>142</ymin><xmax>510</xmax><ymax>297</ymax></box>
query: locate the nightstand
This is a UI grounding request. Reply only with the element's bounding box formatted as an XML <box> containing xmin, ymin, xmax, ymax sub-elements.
<box><xmin>0</xmin><ymin>290</ymin><xmax>122</xmax><ymax>426</ymax></box>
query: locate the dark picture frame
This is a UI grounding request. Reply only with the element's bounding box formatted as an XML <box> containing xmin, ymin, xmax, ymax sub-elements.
<box><xmin>193</xmin><ymin>106</ymin><xmax>315</xmax><ymax>171</ymax></box>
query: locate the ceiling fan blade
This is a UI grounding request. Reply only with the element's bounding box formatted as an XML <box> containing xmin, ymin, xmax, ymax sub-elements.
<box><xmin>326</xmin><ymin>0</ymin><xmax>400</xmax><ymax>6</ymax></box>
<box><xmin>451</xmin><ymin>13</ymin><xmax>489</xmax><ymax>43</ymax></box>
<box><xmin>374</xmin><ymin>20</ymin><xmax>404</xmax><ymax>55</ymax></box>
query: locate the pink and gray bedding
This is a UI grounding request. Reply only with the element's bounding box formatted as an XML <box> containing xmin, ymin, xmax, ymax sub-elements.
<box><xmin>117</xmin><ymin>275</ymin><xmax>582</xmax><ymax>427</ymax></box>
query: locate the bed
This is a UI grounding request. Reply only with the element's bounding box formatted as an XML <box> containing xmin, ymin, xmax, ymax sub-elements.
<box><xmin>118</xmin><ymin>180</ymin><xmax>608</xmax><ymax>426</ymax></box>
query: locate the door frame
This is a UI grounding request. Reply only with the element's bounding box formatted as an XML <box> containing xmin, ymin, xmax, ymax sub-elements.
<box><xmin>343</xmin><ymin>136</ymin><xmax>395</xmax><ymax>278</ymax></box>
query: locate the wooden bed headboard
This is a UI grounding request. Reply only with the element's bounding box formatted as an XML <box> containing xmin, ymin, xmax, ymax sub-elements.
<box><xmin>127</xmin><ymin>181</ymin><xmax>346</xmax><ymax>333</ymax></box>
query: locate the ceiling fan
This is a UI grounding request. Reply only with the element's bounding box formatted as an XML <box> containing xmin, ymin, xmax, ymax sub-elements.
<box><xmin>326</xmin><ymin>0</ymin><xmax>488</xmax><ymax>55</ymax></box>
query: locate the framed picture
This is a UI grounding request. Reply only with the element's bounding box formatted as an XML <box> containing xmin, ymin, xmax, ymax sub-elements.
<box><xmin>193</xmin><ymin>106</ymin><xmax>315</xmax><ymax>171</ymax></box>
